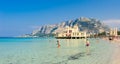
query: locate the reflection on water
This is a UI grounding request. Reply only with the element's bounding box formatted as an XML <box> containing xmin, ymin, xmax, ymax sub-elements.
<box><xmin>54</xmin><ymin>38</ymin><xmax>115</xmax><ymax>64</ymax></box>
<box><xmin>0</xmin><ymin>38</ymin><xmax>115</xmax><ymax>64</ymax></box>
<box><xmin>62</xmin><ymin>39</ymin><xmax>86</xmax><ymax>48</ymax></box>
<box><xmin>55</xmin><ymin>39</ymin><xmax>88</xmax><ymax>62</ymax></box>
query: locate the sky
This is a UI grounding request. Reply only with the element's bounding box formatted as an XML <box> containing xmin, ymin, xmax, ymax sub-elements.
<box><xmin>0</xmin><ymin>0</ymin><xmax>120</xmax><ymax>37</ymax></box>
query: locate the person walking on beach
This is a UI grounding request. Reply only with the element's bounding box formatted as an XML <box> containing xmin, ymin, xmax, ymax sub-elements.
<box><xmin>57</xmin><ymin>40</ymin><xmax>61</xmax><ymax>48</ymax></box>
<box><xmin>86</xmin><ymin>39</ymin><xmax>90</xmax><ymax>55</ymax></box>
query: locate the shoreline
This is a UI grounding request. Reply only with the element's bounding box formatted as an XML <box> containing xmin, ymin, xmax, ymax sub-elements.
<box><xmin>103</xmin><ymin>38</ymin><xmax>120</xmax><ymax>64</ymax></box>
<box><xmin>110</xmin><ymin>43</ymin><xmax>120</xmax><ymax>64</ymax></box>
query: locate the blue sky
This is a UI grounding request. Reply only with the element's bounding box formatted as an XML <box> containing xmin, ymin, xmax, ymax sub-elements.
<box><xmin>0</xmin><ymin>0</ymin><xmax>120</xmax><ymax>37</ymax></box>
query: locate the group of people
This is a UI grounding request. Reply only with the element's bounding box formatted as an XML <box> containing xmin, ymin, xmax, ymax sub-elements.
<box><xmin>56</xmin><ymin>39</ymin><xmax>90</xmax><ymax>54</ymax></box>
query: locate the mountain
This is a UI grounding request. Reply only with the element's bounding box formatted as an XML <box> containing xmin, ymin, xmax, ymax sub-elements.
<box><xmin>22</xmin><ymin>17</ymin><xmax>110</xmax><ymax>37</ymax></box>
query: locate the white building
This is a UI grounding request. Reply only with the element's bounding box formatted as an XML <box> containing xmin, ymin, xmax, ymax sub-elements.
<box><xmin>109</xmin><ymin>27</ymin><xmax>118</xmax><ymax>36</ymax></box>
<box><xmin>55</xmin><ymin>25</ymin><xmax>87</xmax><ymax>39</ymax></box>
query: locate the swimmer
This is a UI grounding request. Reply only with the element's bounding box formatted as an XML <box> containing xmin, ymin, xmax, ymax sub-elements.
<box><xmin>57</xmin><ymin>40</ymin><xmax>61</xmax><ymax>48</ymax></box>
<box><xmin>86</xmin><ymin>39</ymin><xmax>90</xmax><ymax>55</ymax></box>
<box><xmin>86</xmin><ymin>39</ymin><xmax>90</xmax><ymax>47</ymax></box>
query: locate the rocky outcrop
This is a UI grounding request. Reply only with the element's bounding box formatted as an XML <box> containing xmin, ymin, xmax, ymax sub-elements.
<box><xmin>25</xmin><ymin>17</ymin><xmax>110</xmax><ymax>37</ymax></box>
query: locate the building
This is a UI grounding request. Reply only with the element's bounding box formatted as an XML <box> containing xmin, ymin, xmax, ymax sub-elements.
<box><xmin>109</xmin><ymin>28</ymin><xmax>118</xmax><ymax>36</ymax></box>
<box><xmin>55</xmin><ymin>25</ymin><xmax>87</xmax><ymax>39</ymax></box>
<box><xmin>108</xmin><ymin>28</ymin><xmax>118</xmax><ymax>40</ymax></box>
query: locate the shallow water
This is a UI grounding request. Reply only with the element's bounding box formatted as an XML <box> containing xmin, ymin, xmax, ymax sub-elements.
<box><xmin>0</xmin><ymin>37</ymin><xmax>114</xmax><ymax>64</ymax></box>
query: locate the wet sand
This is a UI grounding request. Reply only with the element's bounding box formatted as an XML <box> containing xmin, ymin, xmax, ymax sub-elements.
<box><xmin>103</xmin><ymin>37</ymin><xmax>120</xmax><ymax>64</ymax></box>
<box><xmin>109</xmin><ymin>39</ymin><xmax>120</xmax><ymax>64</ymax></box>
<box><xmin>110</xmin><ymin>46</ymin><xmax>120</xmax><ymax>64</ymax></box>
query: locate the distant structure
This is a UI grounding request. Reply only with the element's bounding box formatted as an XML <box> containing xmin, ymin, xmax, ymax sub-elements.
<box><xmin>55</xmin><ymin>25</ymin><xmax>87</xmax><ymax>39</ymax></box>
<box><xmin>109</xmin><ymin>27</ymin><xmax>118</xmax><ymax>36</ymax></box>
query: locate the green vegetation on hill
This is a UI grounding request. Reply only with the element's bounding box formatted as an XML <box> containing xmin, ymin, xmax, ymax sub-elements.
<box><xmin>118</xmin><ymin>31</ymin><xmax>120</xmax><ymax>35</ymax></box>
<box><xmin>98</xmin><ymin>32</ymin><xmax>106</xmax><ymax>36</ymax></box>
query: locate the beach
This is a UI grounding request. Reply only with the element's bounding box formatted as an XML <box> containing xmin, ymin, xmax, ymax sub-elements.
<box><xmin>108</xmin><ymin>39</ymin><xmax>120</xmax><ymax>64</ymax></box>
<box><xmin>102</xmin><ymin>37</ymin><xmax>120</xmax><ymax>64</ymax></box>
<box><xmin>110</xmin><ymin>45</ymin><xmax>120</xmax><ymax>64</ymax></box>
<box><xmin>0</xmin><ymin>37</ymin><xmax>120</xmax><ymax>64</ymax></box>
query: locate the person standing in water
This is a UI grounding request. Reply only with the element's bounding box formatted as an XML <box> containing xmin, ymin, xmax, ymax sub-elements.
<box><xmin>57</xmin><ymin>40</ymin><xmax>61</xmax><ymax>48</ymax></box>
<box><xmin>86</xmin><ymin>39</ymin><xmax>90</xmax><ymax>55</ymax></box>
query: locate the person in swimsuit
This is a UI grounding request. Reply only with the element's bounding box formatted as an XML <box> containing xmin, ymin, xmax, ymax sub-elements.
<box><xmin>57</xmin><ymin>40</ymin><xmax>60</xmax><ymax>48</ymax></box>
<box><xmin>86</xmin><ymin>39</ymin><xmax>90</xmax><ymax>55</ymax></box>
<box><xmin>86</xmin><ymin>39</ymin><xmax>90</xmax><ymax>47</ymax></box>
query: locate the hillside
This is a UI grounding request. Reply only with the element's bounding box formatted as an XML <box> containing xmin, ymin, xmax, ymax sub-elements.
<box><xmin>22</xmin><ymin>17</ymin><xmax>110</xmax><ymax>37</ymax></box>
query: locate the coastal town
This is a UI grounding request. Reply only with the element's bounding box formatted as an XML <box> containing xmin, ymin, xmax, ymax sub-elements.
<box><xmin>55</xmin><ymin>24</ymin><xmax>120</xmax><ymax>40</ymax></box>
<box><xmin>55</xmin><ymin>25</ymin><xmax>87</xmax><ymax>39</ymax></box>
<box><xmin>1</xmin><ymin>0</ymin><xmax>120</xmax><ymax>64</ymax></box>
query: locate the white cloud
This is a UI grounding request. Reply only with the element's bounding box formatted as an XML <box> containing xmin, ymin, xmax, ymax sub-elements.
<box><xmin>103</xmin><ymin>19</ymin><xmax>120</xmax><ymax>28</ymax></box>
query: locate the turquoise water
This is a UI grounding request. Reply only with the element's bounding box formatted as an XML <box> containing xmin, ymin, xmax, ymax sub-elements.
<box><xmin>0</xmin><ymin>37</ymin><xmax>114</xmax><ymax>64</ymax></box>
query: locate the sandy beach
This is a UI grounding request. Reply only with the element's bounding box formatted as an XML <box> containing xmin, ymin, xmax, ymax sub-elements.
<box><xmin>110</xmin><ymin>46</ymin><xmax>120</xmax><ymax>64</ymax></box>
<box><xmin>109</xmin><ymin>39</ymin><xmax>120</xmax><ymax>64</ymax></box>
<box><xmin>99</xmin><ymin>37</ymin><xmax>120</xmax><ymax>64</ymax></box>
<box><xmin>103</xmin><ymin>37</ymin><xmax>120</xmax><ymax>64</ymax></box>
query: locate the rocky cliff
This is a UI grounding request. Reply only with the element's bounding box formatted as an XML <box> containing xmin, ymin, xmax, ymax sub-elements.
<box><xmin>24</xmin><ymin>17</ymin><xmax>110</xmax><ymax>37</ymax></box>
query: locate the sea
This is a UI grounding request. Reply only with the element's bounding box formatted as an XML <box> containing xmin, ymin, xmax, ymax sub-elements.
<box><xmin>0</xmin><ymin>37</ymin><xmax>115</xmax><ymax>64</ymax></box>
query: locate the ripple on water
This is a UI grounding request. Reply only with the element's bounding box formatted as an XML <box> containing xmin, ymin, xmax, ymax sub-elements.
<box><xmin>0</xmin><ymin>38</ymin><xmax>116</xmax><ymax>64</ymax></box>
